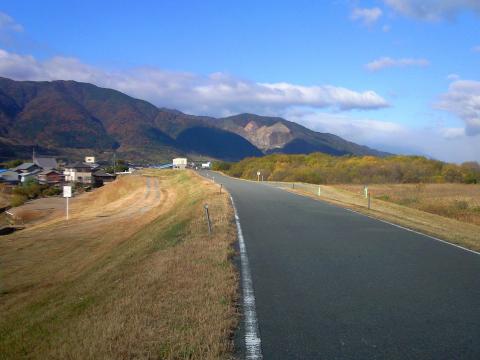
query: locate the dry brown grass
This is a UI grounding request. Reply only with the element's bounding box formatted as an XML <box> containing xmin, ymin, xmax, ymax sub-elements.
<box><xmin>0</xmin><ymin>170</ymin><xmax>237</xmax><ymax>359</ymax></box>
<box><xmin>0</xmin><ymin>184</ymin><xmax>11</xmax><ymax>209</ymax></box>
<box><xmin>268</xmin><ymin>181</ymin><xmax>480</xmax><ymax>252</ymax></box>
<box><xmin>337</xmin><ymin>183</ymin><xmax>480</xmax><ymax>226</ymax></box>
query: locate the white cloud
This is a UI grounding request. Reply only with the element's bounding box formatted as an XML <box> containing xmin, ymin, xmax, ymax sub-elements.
<box><xmin>0</xmin><ymin>49</ymin><xmax>389</xmax><ymax>115</ymax></box>
<box><xmin>350</xmin><ymin>7</ymin><xmax>383</xmax><ymax>25</ymax></box>
<box><xmin>365</xmin><ymin>57</ymin><xmax>430</xmax><ymax>71</ymax></box>
<box><xmin>0</xmin><ymin>12</ymin><xmax>23</xmax><ymax>33</ymax></box>
<box><xmin>383</xmin><ymin>0</ymin><xmax>480</xmax><ymax>20</ymax></box>
<box><xmin>437</xmin><ymin>79</ymin><xmax>480</xmax><ymax>136</ymax></box>
<box><xmin>283</xmin><ymin>108</ymin><xmax>480</xmax><ymax>162</ymax></box>
<box><xmin>446</xmin><ymin>73</ymin><xmax>460</xmax><ymax>81</ymax></box>
<box><xmin>440</xmin><ymin>127</ymin><xmax>465</xmax><ymax>139</ymax></box>
<box><xmin>284</xmin><ymin>108</ymin><xmax>407</xmax><ymax>144</ymax></box>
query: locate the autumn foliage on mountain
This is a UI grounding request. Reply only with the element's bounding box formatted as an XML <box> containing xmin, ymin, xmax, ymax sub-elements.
<box><xmin>0</xmin><ymin>77</ymin><xmax>387</xmax><ymax>162</ymax></box>
<box><xmin>215</xmin><ymin>153</ymin><xmax>480</xmax><ymax>184</ymax></box>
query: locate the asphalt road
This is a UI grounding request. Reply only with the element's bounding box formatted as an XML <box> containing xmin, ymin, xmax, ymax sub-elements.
<box><xmin>202</xmin><ymin>170</ymin><xmax>480</xmax><ymax>360</ymax></box>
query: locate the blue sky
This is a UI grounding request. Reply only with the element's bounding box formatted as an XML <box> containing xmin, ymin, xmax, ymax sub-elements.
<box><xmin>0</xmin><ymin>0</ymin><xmax>479</xmax><ymax>162</ymax></box>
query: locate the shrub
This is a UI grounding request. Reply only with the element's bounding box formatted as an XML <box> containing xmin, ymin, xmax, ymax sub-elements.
<box><xmin>42</xmin><ymin>186</ymin><xmax>62</xmax><ymax>197</ymax></box>
<box><xmin>375</xmin><ymin>195</ymin><xmax>391</xmax><ymax>201</ymax></box>
<box><xmin>453</xmin><ymin>200</ymin><xmax>469</xmax><ymax>211</ymax></box>
<box><xmin>13</xmin><ymin>182</ymin><xmax>46</xmax><ymax>199</ymax></box>
<box><xmin>104</xmin><ymin>164</ymin><xmax>129</xmax><ymax>173</ymax></box>
<box><xmin>11</xmin><ymin>194</ymin><xmax>27</xmax><ymax>207</ymax></box>
<box><xmin>212</xmin><ymin>161</ymin><xmax>232</xmax><ymax>171</ymax></box>
<box><xmin>397</xmin><ymin>197</ymin><xmax>419</xmax><ymax>206</ymax></box>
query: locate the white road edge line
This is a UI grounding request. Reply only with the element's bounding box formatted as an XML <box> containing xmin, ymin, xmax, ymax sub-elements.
<box><xmin>342</xmin><ymin>207</ymin><xmax>480</xmax><ymax>256</ymax></box>
<box><xmin>230</xmin><ymin>195</ymin><xmax>263</xmax><ymax>359</ymax></box>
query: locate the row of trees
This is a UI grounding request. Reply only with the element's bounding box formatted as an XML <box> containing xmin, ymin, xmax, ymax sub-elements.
<box><xmin>213</xmin><ymin>153</ymin><xmax>480</xmax><ymax>184</ymax></box>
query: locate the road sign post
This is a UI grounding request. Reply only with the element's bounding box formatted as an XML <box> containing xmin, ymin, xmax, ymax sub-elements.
<box><xmin>63</xmin><ymin>185</ymin><xmax>72</xmax><ymax>220</ymax></box>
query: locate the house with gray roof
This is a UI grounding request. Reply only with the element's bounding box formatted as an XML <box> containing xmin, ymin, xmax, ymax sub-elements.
<box><xmin>31</xmin><ymin>148</ymin><xmax>58</xmax><ymax>170</ymax></box>
<box><xmin>0</xmin><ymin>171</ymin><xmax>20</xmax><ymax>184</ymax></box>
<box><xmin>12</xmin><ymin>162</ymin><xmax>39</xmax><ymax>173</ymax></box>
<box><xmin>33</xmin><ymin>156</ymin><xmax>58</xmax><ymax>170</ymax></box>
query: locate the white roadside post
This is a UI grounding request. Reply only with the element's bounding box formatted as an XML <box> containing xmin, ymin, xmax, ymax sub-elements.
<box><xmin>364</xmin><ymin>185</ymin><xmax>369</xmax><ymax>199</ymax></box>
<box><xmin>257</xmin><ymin>171</ymin><xmax>261</xmax><ymax>182</ymax></box>
<box><xmin>318</xmin><ymin>185</ymin><xmax>321</xmax><ymax>196</ymax></box>
<box><xmin>63</xmin><ymin>185</ymin><xmax>72</xmax><ymax>220</ymax></box>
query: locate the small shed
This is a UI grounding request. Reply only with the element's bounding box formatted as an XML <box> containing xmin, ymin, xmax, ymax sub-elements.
<box><xmin>92</xmin><ymin>170</ymin><xmax>116</xmax><ymax>186</ymax></box>
<box><xmin>38</xmin><ymin>170</ymin><xmax>64</xmax><ymax>185</ymax></box>
<box><xmin>173</xmin><ymin>158</ymin><xmax>188</xmax><ymax>169</ymax></box>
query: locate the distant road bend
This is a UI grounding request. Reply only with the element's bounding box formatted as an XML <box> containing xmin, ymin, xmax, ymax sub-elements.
<box><xmin>201</xmin><ymin>170</ymin><xmax>480</xmax><ymax>359</ymax></box>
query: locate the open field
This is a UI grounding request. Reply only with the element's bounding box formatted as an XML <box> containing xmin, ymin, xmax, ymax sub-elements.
<box><xmin>337</xmin><ymin>183</ymin><xmax>480</xmax><ymax>226</ymax></box>
<box><xmin>265</xmin><ymin>181</ymin><xmax>480</xmax><ymax>252</ymax></box>
<box><xmin>0</xmin><ymin>170</ymin><xmax>237</xmax><ymax>359</ymax></box>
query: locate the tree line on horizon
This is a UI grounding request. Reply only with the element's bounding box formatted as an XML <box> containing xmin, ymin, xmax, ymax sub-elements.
<box><xmin>213</xmin><ymin>153</ymin><xmax>480</xmax><ymax>184</ymax></box>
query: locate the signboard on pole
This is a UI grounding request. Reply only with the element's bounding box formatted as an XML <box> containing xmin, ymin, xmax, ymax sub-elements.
<box><xmin>63</xmin><ymin>186</ymin><xmax>72</xmax><ymax>198</ymax></box>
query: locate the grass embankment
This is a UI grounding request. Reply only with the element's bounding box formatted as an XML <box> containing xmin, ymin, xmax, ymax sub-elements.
<box><xmin>0</xmin><ymin>184</ymin><xmax>11</xmax><ymax>209</ymax></box>
<box><xmin>274</xmin><ymin>181</ymin><xmax>480</xmax><ymax>251</ymax></box>
<box><xmin>0</xmin><ymin>170</ymin><xmax>237</xmax><ymax>359</ymax></box>
<box><xmin>338</xmin><ymin>183</ymin><xmax>480</xmax><ymax>226</ymax></box>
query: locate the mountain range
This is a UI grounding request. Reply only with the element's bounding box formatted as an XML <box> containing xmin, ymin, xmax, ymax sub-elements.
<box><xmin>0</xmin><ymin>77</ymin><xmax>389</xmax><ymax>162</ymax></box>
